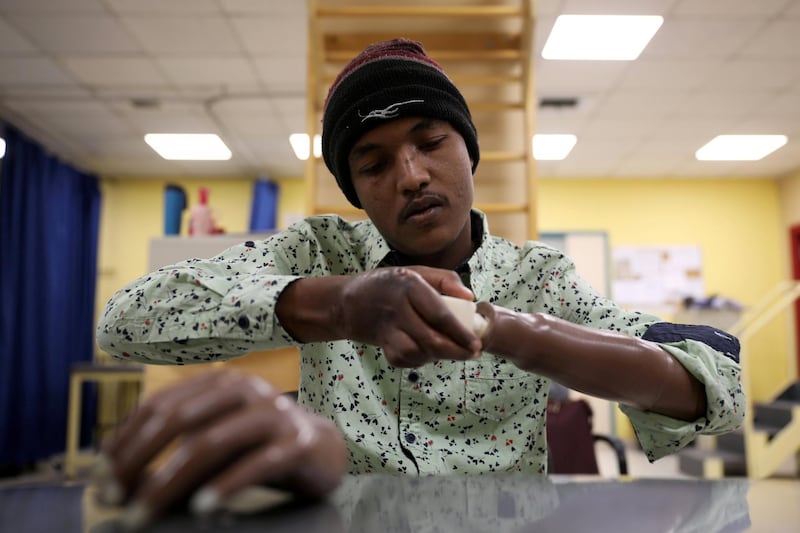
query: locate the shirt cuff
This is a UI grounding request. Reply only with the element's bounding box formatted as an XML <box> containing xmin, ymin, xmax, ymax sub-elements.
<box><xmin>621</xmin><ymin>339</ymin><xmax>744</xmax><ymax>462</ymax></box>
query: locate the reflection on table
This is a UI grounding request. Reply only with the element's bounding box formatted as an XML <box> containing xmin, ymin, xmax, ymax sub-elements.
<box><xmin>0</xmin><ymin>474</ymin><xmax>759</xmax><ymax>532</ymax></box>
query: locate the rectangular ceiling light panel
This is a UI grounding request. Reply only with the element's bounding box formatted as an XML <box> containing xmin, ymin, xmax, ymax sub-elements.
<box><xmin>533</xmin><ymin>134</ymin><xmax>578</xmax><ymax>160</ymax></box>
<box><xmin>144</xmin><ymin>133</ymin><xmax>232</xmax><ymax>160</ymax></box>
<box><xmin>542</xmin><ymin>15</ymin><xmax>664</xmax><ymax>60</ymax></box>
<box><xmin>695</xmin><ymin>135</ymin><xmax>788</xmax><ymax>161</ymax></box>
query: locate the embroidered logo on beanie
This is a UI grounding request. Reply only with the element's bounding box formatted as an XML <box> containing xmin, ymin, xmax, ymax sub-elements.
<box><xmin>321</xmin><ymin>38</ymin><xmax>480</xmax><ymax>208</ymax></box>
<box><xmin>359</xmin><ymin>99</ymin><xmax>425</xmax><ymax>122</ymax></box>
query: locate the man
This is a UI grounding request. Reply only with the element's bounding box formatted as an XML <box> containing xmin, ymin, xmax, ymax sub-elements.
<box><xmin>95</xmin><ymin>39</ymin><xmax>743</xmax><ymax>527</ymax></box>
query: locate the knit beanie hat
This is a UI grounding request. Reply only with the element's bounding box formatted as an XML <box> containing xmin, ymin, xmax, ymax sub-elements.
<box><xmin>321</xmin><ymin>38</ymin><xmax>480</xmax><ymax>208</ymax></box>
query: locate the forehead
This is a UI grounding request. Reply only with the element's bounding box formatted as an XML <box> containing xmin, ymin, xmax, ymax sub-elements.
<box><xmin>350</xmin><ymin>117</ymin><xmax>449</xmax><ymax>153</ymax></box>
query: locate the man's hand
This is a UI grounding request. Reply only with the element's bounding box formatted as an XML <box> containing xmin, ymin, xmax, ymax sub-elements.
<box><xmin>93</xmin><ymin>370</ymin><xmax>347</xmax><ymax>529</ymax></box>
<box><xmin>338</xmin><ymin>266</ymin><xmax>482</xmax><ymax>367</ymax></box>
<box><xmin>277</xmin><ymin>266</ymin><xmax>481</xmax><ymax>368</ymax></box>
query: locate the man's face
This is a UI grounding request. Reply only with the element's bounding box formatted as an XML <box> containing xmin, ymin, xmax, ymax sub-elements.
<box><xmin>348</xmin><ymin>117</ymin><xmax>475</xmax><ymax>268</ymax></box>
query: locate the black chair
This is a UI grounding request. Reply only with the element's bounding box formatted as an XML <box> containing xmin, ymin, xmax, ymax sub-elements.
<box><xmin>546</xmin><ymin>385</ymin><xmax>628</xmax><ymax>476</ymax></box>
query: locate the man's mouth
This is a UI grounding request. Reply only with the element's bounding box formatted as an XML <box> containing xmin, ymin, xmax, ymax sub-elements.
<box><xmin>400</xmin><ymin>194</ymin><xmax>446</xmax><ymax>223</ymax></box>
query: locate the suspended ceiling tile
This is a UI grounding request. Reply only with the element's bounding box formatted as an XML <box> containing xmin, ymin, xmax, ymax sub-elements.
<box><xmin>674</xmin><ymin>90</ymin><xmax>778</xmax><ymax>120</ymax></box>
<box><xmin>0</xmin><ymin>57</ymin><xmax>74</xmax><ymax>84</ymax></box>
<box><xmin>567</xmin><ymin>138</ymin><xmax>638</xmax><ymax>163</ymax></box>
<box><xmin>612</xmin><ymin>156</ymin><xmax>684</xmax><ymax>177</ymax></box>
<box><xmin>62</xmin><ymin>56</ymin><xmax>169</xmax><ymax>86</ymax></box>
<box><xmin>156</xmin><ymin>56</ymin><xmax>259</xmax><ymax>86</ymax></box>
<box><xmin>210</xmin><ymin>96</ymin><xmax>275</xmax><ymax>115</ymax></box>
<box><xmin>701</xmin><ymin>59</ymin><xmax>800</xmax><ymax>91</ymax></box>
<box><xmin>550</xmin><ymin>157</ymin><xmax>617</xmax><ymax>178</ymax></box>
<box><xmin>534</xmin><ymin>111</ymin><xmax>590</xmax><ymax>134</ymax></box>
<box><xmin>8</xmin><ymin>14</ymin><xmax>141</xmax><ymax>53</ymax></box>
<box><xmin>535</xmin><ymin>60</ymin><xmax>630</xmax><ymax>94</ymax></box>
<box><xmin>269</xmin><ymin>96</ymin><xmax>305</xmax><ymax>130</ymax></box>
<box><xmin>212</xmin><ymin>102</ymin><xmax>282</xmax><ymax>136</ymax></box>
<box><xmin>251</xmin><ymin>57</ymin><xmax>306</xmax><ymax>91</ymax></box>
<box><xmin>616</xmin><ymin>59</ymin><xmax>720</xmax><ymax>90</ymax></box>
<box><xmin>0</xmin><ymin>16</ymin><xmax>36</xmax><ymax>52</ymax></box>
<box><xmin>0</xmin><ymin>0</ymin><xmax>106</xmax><ymax>14</ymax></box>
<box><xmin>590</xmin><ymin>89</ymin><xmax>688</xmax><ymax>119</ymax></box>
<box><xmin>726</xmin><ymin>115</ymin><xmax>800</xmax><ymax>136</ymax></box>
<box><xmin>578</xmin><ymin>117</ymin><xmax>661</xmax><ymax>140</ymax></box>
<box><xmin>739</xmin><ymin>18</ymin><xmax>800</xmax><ymax>58</ymax></box>
<box><xmin>218</xmin><ymin>113</ymin><xmax>285</xmax><ymax>137</ymax></box>
<box><xmin>0</xmin><ymin>85</ymin><xmax>90</xmax><ymax>99</ymax></box>
<box><xmin>122</xmin><ymin>16</ymin><xmax>241</xmax><ymax>54</ymax></box>
<box><xmin>79</xmin><ymin>134</ymin><xmax>154</xmax><ymax>157</ymax></box>
<box><xmin>230</xmin><ymin>16</ymin><xmax>307</xmax><ymax>55</ymax></box>
<box><xmin>640</xmin><ymin>18</ymin><xmax>763</xmax><ymax>59</ymax></box>
<box><xmin>104</xmin><ymin>0</ymin><xmax>219</xmax><ymax>15</ymax></box>
<box><xmin>672</xmin><ymin>159</ymin><xmax>738</xmax><ymax>176</ymax></box>
<box><xmin>557</xmin><ymin>0</ymin><xmax>677</xmax><ymax>16</ymax></box>
<box><xmin>119</xmin><ymin>107</ymin><xmax>220</xmax><ymax>135</ymax></box>
<box><xmin>3</xmin><ymin>98</ymin><xmax>112</xmax><ymax>117</ymax></box>
<box><xmin>649</xmin><ymin>117</ymin><xmax>740</xmax><ymax>142</ymax></box>
<box><xmin>745</xmin><ymin>89</ymin><xmax>800</xmax><ymax>119</ymax></box>
<box><xmin>220</xmin><ymin>0</ymin><xmax>306</xmax><ymax>15</ymax></box>
<box><xmin>672</xmin><ymin>0</ymin><xmax>790</xmax><ymax>18</ymax></box>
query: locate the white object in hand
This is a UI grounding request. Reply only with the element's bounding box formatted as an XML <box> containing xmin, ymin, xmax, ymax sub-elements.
<box><xmin>440</xmin><ymin>295</ymin><xmax>489</xmax><ymax>337</ymax></box>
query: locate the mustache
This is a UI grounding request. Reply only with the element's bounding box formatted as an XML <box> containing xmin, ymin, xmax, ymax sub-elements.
<box><xmin>399</xmin><ymin>192</ymin><xmax>448</xmax><ymax>221</ymax></box>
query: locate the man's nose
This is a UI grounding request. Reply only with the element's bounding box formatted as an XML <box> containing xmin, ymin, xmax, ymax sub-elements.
<box><xmin>395</xmin><ymin>147</ymin><xmax>430</xmax><ymax>192</ymax></box>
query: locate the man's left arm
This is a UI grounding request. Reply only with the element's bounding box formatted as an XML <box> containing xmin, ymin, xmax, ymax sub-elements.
<box><xmin>475</xmin><ymin>303</ymin><xmax>744</xmax><ymax>460</ymax></box>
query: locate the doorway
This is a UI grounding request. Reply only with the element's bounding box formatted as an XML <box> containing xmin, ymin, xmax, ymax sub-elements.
<box><xmin>791</xmin><ymin>224</ymin><xmax>800</xmax><ymax>377</ymax></box>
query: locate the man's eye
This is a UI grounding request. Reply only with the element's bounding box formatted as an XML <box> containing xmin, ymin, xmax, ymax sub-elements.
<box><xmin>358</xmin><ymin>162</ymin><xmax>384</xmax><ymax>176</ymax></box>
<box><xmin>419</xmin><ymin>136</ymin><xmax>446</xmax><ymax>151</ymax></box>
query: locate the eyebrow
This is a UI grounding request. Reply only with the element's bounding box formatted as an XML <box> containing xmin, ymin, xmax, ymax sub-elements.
<box><xmin>348</xmin><ymin>118</ymin><xmax>445</xmax><ymax>162</ymax></box>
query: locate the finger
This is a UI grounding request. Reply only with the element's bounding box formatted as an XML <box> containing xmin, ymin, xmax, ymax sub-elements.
<box><xmin>101</xmin><ymin>370</ymin><xmax>221</xmax><ymax>457</ymax></box>
<box><xmin>189</xmin><ymin>432</ymin><xmax>308</xmax><ymax>515</ymax></box>
<box><xmin>121</xmin><ymin>400</ymin><xmax>291</xmax><ymax>529</ymax></box>
<box><xmin>96</xmin><ymin>371</ymin><xmax>225</xmax><ymax>503</ymax></box>
<box><xmin>385</xmin><ymin>311</ymin><xmax>476</xmax><ymax>366</ymax></box>
<box><xmin>101</xmin><ymin>372</ymin><xmax>254</xmax><ymax>503</ymax></box>
<box><xmin>382</xmin><ymin>327</ymin><xmax>434</xmax><ymax>368</ymax></box>
<box><xmin>411</xmin><ymin>266</ymin><xmax>474</xmax><ymax>300</ymax></box>
<box><xmin>408</xmin><ymin>289</ymin><xmax>480</xmax><ymax>354</ymax></box>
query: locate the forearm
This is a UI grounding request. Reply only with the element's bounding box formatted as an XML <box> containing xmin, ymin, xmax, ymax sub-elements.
<box><xmin>97</xmin><ymin>264</ymin><xmax>300</xmax><ymax>363</ymax></box>
<box><xmin>275</xmin><ymin>276</ymin><xmax>349</xmax><ymax>343</ymax></box>
<box><xmin>477</xmin><ymin>304</ymin><xmax>707</xmax><ymax>421</ymax></box>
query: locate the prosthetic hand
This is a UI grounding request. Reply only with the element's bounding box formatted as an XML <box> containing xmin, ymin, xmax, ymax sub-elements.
<box><xmin>443</xmin><ymin>298</ymin><xmax>707</xmax><ymax>422</ymax></box>
<box><xmin>93</xmin><ymin>370</ymin><xmax>347</xmax><ymax>529</ymax></box>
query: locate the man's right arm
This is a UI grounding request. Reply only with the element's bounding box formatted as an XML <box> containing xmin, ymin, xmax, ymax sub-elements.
<box><xmin>96</xmin><ymin>245</ymin><xmax>304</xmax><ymax>364</ymax></box>
<box><xmin>275</xmin><ymin>266</ymin><xmax>481</xmax><ymax>367</ymax></box>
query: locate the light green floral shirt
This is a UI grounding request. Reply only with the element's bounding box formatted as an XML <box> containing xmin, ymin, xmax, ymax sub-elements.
<box><xmin>97</xmin><ymin>210</ymin><xmax>744</xmax><ymax>475</ymax></box>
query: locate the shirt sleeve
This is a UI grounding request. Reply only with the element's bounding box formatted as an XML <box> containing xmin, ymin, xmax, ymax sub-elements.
<box><xmin>620</xmin><ymin>333</ymin><xmax>744</xmax><ymax>462</ymax></box>
<box><xmin>549</xmin><ymin>253</ymin><xmax>744</xmax><ymax>462</ymax></box>
<box><xmin>96</xmin><ymin>228</ymin><xmax>318</xmax><ymax>365</ymax></box>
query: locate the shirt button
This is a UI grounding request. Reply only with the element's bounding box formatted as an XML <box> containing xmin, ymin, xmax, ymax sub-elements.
<box><xmin>405</xmin><ymin>433</ymin><xmax>416</xmax><ymax>444</ymax></box>
<box><xmin>237</xmin><ymin>316</ymin><xmax>250</xmax><ymax>329</ymax></box>
<box><xmin>408</xmin><ymin>371</ymin><xmax>419</xmax><ymax>383</ymax></box>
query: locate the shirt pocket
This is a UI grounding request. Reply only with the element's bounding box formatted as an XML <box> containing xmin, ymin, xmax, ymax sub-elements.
<box><xmin>464</xmin><ymin>359</ymin><xmax>538</xmax><ymax>421</ymax></box>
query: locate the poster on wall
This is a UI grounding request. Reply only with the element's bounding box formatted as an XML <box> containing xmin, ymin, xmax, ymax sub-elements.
<box><xmin>612</xmin><ymin>245</ymin><xmax>704</xmax><ymax>316</ymax></box>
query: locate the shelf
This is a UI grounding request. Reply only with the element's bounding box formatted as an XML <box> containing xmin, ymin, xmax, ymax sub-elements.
<box><xmin>306</xmin><ymin>0</ymin><xmax>538</xmax><ymax>243</ymax></box>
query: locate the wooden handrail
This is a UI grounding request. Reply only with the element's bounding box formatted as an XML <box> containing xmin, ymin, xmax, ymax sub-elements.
<box><xmin>736</xmin><ymin>281</ymin><xmax>800</xmax><ymax>479</ymax></box>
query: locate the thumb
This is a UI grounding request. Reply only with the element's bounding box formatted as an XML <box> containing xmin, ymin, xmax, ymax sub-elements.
<box><xmin>413</xmin><ymin>266</ymin><xmax>474</xmax><ymax>300</ymax></box>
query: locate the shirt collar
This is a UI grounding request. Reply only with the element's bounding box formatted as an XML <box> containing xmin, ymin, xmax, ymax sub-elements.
<box><xmin>374</xmin><ymin>209</ymin><xmax>489</xmax><ymax>272</ymax></box>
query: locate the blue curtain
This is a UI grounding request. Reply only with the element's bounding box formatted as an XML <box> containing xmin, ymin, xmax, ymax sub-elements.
<box><xmin>0</xmin><ymin>124</ymin><xmax>101</xmax><ymax>467</ymax></box>
<box><xmin>249</xmin><ymin>178</ymin><xmax>279</xmax><ymax>232</ymax></box>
